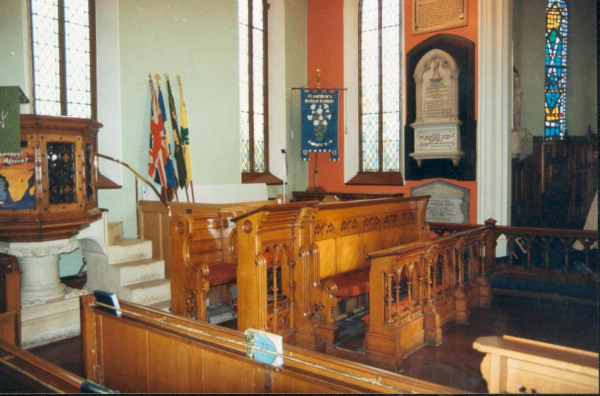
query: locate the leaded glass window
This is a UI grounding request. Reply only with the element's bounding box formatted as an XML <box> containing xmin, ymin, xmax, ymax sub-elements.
<box><xmin>359</xmin><ymin>0</ymin><xmax>401</xmax><ymax>172</ymax></box>
<box><xmin>239</xmin><ymin>0</ymin><xmax>268</xmax><ymax>174</ymax></box>
<box><xmin>544</xmin><ymin>0</ymin><xmax>568</xmax><ymax>137</ymax></box>
<box><xmin>30</xmin><ymin>0</ymin><xmax>96</xmax><ymax>119</ymax></box>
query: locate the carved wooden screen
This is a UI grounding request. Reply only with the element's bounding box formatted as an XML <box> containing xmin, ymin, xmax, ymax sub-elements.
<box><xmin>544</xmin><ymin>0</ymin><xmax>568</xmax><ymax>137</ymax></box>
<box><xmin>30</xmin><ymin>0</ymin><xmax>96</xmax><ymax>119</ymax></box>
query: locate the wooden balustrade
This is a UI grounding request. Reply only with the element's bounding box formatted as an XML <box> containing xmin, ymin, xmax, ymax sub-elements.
<box><xmin>365</xmin><ymin>224</ymin><xmax>493</xmax><ymax>372</ymax></box>
<box><xmin>431</xmin><ymin>221</ymin><xmax>598</xmax><ymax>289</ymax></box>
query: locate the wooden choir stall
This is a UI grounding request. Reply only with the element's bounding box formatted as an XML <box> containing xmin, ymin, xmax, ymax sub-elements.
<box><xmin>167</xmin><ymin>196</ymin><xmax>495</xmax><ymax>372</ymax></box>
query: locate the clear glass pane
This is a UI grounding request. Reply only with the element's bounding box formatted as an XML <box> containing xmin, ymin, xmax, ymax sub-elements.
<box><xmin>359</xmin><ymin>0</ymin><xmax>402</xmax><ymax>172</ymax></box>
<box><xmin>65</xmin><ymin>0</ymin><xmax>92</xmax><ymax>118</ymax></box>
<box><xmin>31</xmin><ymin>0</ymin><xmax>61</xmax><ymax>116</ymax></box>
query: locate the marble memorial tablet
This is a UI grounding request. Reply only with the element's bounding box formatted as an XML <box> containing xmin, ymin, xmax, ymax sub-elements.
<box><xmin>410</xmin><ymin>49</ymin><xmax>463</xmax><ymax>167</ymax></box>
<box><xmin>411</xmin><ymin>180</ymin><xmax>469</xmax><ymax>223</ymax></box>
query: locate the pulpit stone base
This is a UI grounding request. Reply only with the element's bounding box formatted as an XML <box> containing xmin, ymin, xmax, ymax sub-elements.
<box><xmin>21</xmin><ymin>288</ymin><xmax>90</xmax><ymax>349</ymax></box>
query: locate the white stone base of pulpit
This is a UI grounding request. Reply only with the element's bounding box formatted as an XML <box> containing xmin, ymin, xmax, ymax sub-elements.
<box><xmin>21</xmin><ymin>287</ymin><xmax>90</xmax><ymax>349</ymax></box>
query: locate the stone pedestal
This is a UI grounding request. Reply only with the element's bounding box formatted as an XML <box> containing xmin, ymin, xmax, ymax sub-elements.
<box><xmin>0</xmin><ymin>237</ymin><xmax>78</xmax><ymax>304</ymax></box>
<box><xmin>0</xmin><ymin>237</ymin><xmax>87</xmax><ymax>348</ymax></box>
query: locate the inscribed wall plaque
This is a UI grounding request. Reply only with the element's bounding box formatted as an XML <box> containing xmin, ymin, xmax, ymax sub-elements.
<box><xmin>412</xmin><ymin>0</ymin><xmax>468</xmax><ymax>35</ymax></box>
<box><xmin>411</xmin><ymin>180</ymin><xmax>469</xmax><ymax>223</ymax></box>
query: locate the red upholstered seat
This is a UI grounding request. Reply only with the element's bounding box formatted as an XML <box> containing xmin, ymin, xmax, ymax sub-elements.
<box><xmin>333</xmin><ymin>269</ymin><xmax>370</xmax><ymax>298</ymax></box>
<box><xmin>207</xmin><ymin>263</ymin><xmax>237</xmax><ymax>286</ymax></box>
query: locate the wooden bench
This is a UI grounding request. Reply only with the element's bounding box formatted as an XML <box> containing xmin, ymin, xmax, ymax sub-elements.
<box><xmin>169</xmin><ymin>200</ymin><xmax>275</xmax><ymax>321</ymax></box>
<box><xmin>232</xmin><ymin>197</ymin><xmax>431</xmax><ymax>351</ymax></box>
<box><xmin>473</xmin><ymin>335</ymin><xmax>599</xmax><ymax>394</ymax></box>
<box><xmin>79</xmin><ymin>293</ymin><xmax>460</xmax><ymax>393</ymax></box>
<box><xmin>301</xmin><ymin>197</ymin><xmax>431</xmax><ymax>351</ymax></box>
<box><xmin>365</xmin><ymin>223</ymin><xmax>493</xmax><ymax>372</ymax></box>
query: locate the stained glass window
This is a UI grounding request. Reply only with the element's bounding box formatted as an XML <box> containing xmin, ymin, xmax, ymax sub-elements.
<box><xmin>30</xmin><ymin>0</ymin><xmax>96</xmax><ymax>119</ymax></box>
<box><xmin>544</xmin><ymin>0</ymin><xmax>568</xmax><ymax>137</ymax></box>
<box><xmin>239</xmin><ymin>0</ymin><xmax>268</xmax><ymax>174</ymax></box>
<box><xmin>359</xmin><ymin>0</ymin><xmax>401</xmax><ymax>172</ymax></box>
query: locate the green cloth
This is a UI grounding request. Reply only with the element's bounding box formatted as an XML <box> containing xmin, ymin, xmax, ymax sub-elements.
<box><xmin>0</xmin><ymin>87</ymin><xmax>21</xmax><ymax>153</ymax></box>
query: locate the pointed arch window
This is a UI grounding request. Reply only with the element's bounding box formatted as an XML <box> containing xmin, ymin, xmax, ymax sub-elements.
<box><xmin>544</xmin><ymin>0</ymin><xmax>568</xmax><ymax>137</ymax></box>
<box><xmin>239</xmin><ymin>0</ymin><xmax>273</xmax><ymax>182</ymax></box>
<box><xmin>30</xmin><ymin>0</ymin><xmax>97</xmax><ymax>119</ymax></box>
<box><xmin>348</xmin><ymin>0</ymin><xmax>403</xmax><ymax>185</ymax></box>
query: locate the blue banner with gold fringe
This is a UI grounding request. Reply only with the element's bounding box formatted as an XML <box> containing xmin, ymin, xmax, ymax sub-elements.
<box><xmin>300</xmin><ymin>89</ymin><xmax>339</xmax><ymax>161</ymax></box>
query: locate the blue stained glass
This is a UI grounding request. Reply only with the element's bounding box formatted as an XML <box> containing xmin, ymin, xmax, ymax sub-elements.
<box><xmin>544</xmin><ymin>0</ymin><xmax>567</xmax><ymax>136</ymax></box>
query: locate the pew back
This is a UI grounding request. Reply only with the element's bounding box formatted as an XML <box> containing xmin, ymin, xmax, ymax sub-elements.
<box><xmin>140</xmin><ymin>199</ymin><xmax>272</xmax><ymax>277</ymax></box>
<box><xmin>169</xmin><ymin>200</ymin><xmax>275</xmax><ymax>320</ymax></box>
<box><xmin>80</xmin><ymin>294</ymin><xmax>462</xmax><ymax>394</ymax></box>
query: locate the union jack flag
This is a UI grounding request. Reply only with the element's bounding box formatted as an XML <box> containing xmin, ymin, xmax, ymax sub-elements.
<box><xmin>148</xmin><ymin>77</ymin><xmax>175</xmax><ymax>188</ymax></box>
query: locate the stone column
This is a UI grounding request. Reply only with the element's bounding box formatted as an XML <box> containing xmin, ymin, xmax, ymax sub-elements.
<box><xmin>0</xmin><ymin>237</ymin><xmax>78</xmax><ymax>304</ymax></box>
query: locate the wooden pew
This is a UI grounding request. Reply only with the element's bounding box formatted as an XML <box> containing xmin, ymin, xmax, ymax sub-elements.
<box><xmin>365</xmin><ymin>224</ymin><xmax>493</xmax><ymax>372</ymax></box>
<box><xmin>0</xmin><ymin>253</ymin><xmax>20</xmax><ymax>346</ymax></box>
<box><xmin>169</xmin><ymin>200</ymin><xmax>276</xmax><ymax>321</ymax></box>
<box><xmin>140</xmin><ymin>199</ymin><xmax>272</xmax><ymax>278</ymax></box>
<box><xmin>473</xmin><ymin>335</ymin><xmax>599</xmax><ymax>394</ymax></box>
<box><xmin>233</xmin><ymin>197</ymin><xmax>431</xmax><ymax>351</ymax></box>
<box><xmin>80</xmin><ymin>294</ymin><xmax>462</xmax><ymax>394</ymax></box>
<box><xmin>0</xmin><ymin>339</ymin><xmax>90</xmax><ymax>393</ymax></box>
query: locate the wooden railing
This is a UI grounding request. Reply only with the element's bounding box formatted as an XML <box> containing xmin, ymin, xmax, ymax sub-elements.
<box><xmin>364</xmin><ymin>223</ymin><xmax>494</xmax><ymax>372</ymax></box>
<box><xmin>430</xmin><ymin>221</ymin><xmax>598</xmax><ymax>285</ymax></box>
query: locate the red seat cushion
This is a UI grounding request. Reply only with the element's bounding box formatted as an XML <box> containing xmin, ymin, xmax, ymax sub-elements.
<box><xmin>207</xmin><ymin>263</ymin><xmax>237</xmax><ymax>286</ymax></box>
<box><xmin>334</xmin><ymin>270</ymin><xmax>370</xmax><ymax>298</ymax></box>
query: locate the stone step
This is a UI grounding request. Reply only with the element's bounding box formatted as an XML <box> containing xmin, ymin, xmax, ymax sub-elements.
<box><xmin>107</xmin><ymin>238</ymin><xmax>153</xmax><ymax>265</ymax></box>
<box><xmin>112</xmin><ymin>258</ymin><xmax>165</xmax><ymax>287</ymax></box>
<box><xmin>148</xmin><ymin>300</ymin><xmax>171</xmax><ymax>313</ymax></box>
<box><xmin>107</xmin><ymin>222</ymin><xmax>124</xmax><ymax>245</ymax></box>
<box><xmin>120</xmin><ymin>278</ymin><xmax>171</xmax><ymax>306</ymax></box>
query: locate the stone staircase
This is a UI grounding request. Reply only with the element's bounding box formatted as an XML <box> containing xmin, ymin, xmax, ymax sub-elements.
<box><xmin>78</xmin><ymin>212</ymin><xmax>171</xmax><ymax>311</ymax></box>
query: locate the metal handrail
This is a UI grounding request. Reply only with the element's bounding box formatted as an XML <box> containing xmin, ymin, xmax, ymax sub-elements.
<box><xmin>95</xmin><ymin>153</ymin><xmax>172</xmax><ymax>238</ymax></box>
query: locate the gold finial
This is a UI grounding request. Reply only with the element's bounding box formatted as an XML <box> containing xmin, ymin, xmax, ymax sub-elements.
<box><xmin>165</xmin><ymin>72</ymin><xmax>170</xmax><ymax>81</ymax></box>
<box><xmin>316</xmin><ymin>68</ymin><xmax>321</xmax><ymax>89</ymax></box>
<box><xmin>176</xmin><ymin>75</ymin><xmax>182</xmax><ymax>84</ymax></box>
<box><xmin>154</xmin><ymin>73</ymin><xmax>161</xmax><ymax>86</ymax></box>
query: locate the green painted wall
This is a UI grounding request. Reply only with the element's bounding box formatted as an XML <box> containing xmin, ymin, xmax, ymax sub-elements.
<box><xmin>99</xmin><ymin>0</ymin><xmax>241</xmax><ymax>239</ymax></box>
<box><xmin>513</xmin><ymin>0</ymin><xmax>597</xmax><ymax>136</ymax></box>
<box><xmin>0</xmin><ymin>0</ymin><xmax>29</xmax><ymax>93</ymax></box>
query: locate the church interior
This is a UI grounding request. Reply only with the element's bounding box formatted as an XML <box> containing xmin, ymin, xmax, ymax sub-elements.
<box><xmin>0</xmin><ymin>0</ymin><xmax>597</xmax><ymax>393</ymax></box>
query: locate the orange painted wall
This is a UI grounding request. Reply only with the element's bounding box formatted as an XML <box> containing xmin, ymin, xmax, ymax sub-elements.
<box><xmin>306</xmin><ymin>0</ymin><xmax>478</xmax><ymax>223</ymax></box>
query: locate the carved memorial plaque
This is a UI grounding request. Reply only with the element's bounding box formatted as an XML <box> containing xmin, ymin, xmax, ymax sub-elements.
<box><xmin>410</xmin><ymin>49</ymin><xmax>463</xmax><ymax>167</ymax></box>
<box><xmin>411</xmin><ymin>180</ymin><xmax>469</xmax><ymax>223</ymax></box>
<box><xmin>412</xmin><ymin>0</ymin><xmax>468</xmax><ymax>35</ymax></box>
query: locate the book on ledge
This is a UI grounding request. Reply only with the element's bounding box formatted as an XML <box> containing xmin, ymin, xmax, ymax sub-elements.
<box><xmin>93</xmin><ymin>290</ymin><xmax>121</xmax><ymax>318</ymax></box>
<box><xmin>245</xmin><ymin>328</ymin><xmax>283</xmax><ymax>367</ymax></box>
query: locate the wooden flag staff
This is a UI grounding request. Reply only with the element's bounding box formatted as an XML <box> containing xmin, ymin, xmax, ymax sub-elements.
<box><xmin>291</xmin><ymin>68</ymin><xmax>347</xmax><ymax>193</ymax></box>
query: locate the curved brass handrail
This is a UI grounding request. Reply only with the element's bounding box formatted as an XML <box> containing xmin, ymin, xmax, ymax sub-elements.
<box><xmin>95</xmin><ymin>153</ymin><xmax>172</xmax><ymax>219</ymax></box>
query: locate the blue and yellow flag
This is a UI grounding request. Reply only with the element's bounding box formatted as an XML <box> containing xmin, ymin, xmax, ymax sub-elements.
<box><xmin>178</xmin><ymin>75</ymin><xmax>192</xmax><ymax>187</ymax></box>
<box><xmin>300</xmin><ymin>89</ymin><xmax>339</xmax><ymax>161</ymax></box>
<box><xmin>156</xmin><ymin>79</ymin><xmax>177</xmax><ymax>189</ymax></box>
<box><xmin>166</xmin><ymin>75</ymin><xmax>187</xmax><ymax>189</ymax></box>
